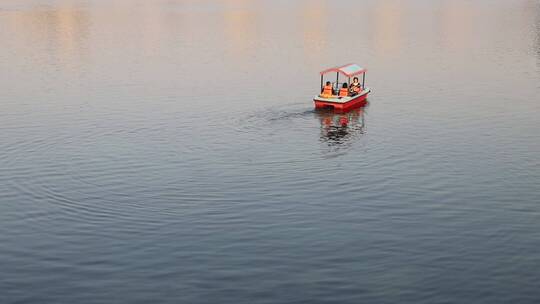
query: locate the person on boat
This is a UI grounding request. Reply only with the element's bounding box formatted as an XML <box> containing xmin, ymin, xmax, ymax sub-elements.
<box><xmin>339</xmin><ymin>83</ymin><xmax>349</xmax><ymax>97</ymax></box>
<box><xmin>320</xmin><ymin>81</ymin><xmax>335</xmax><ymax>98</ymax></box>
<box><xmin>349</xmin><ymin>77</ymin><xmax>362</xmax><ymax>95</ymax></box>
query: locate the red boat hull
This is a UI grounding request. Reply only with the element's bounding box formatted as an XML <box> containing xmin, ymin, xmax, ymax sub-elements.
<box><xmin>314</xmin><ymin>92</ymin><xmax>369</xmax><ymax>111</ymax></box>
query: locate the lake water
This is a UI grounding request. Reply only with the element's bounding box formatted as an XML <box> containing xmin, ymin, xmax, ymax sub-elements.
<box><xmin>1</xmin><ymin>0</ymin><xmax>540</xmax><ymax>303</ymax></box>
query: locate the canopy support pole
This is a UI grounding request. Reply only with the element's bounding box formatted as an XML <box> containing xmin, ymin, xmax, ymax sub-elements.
<box><xmin>320</xmin><ymin>74</ymin><xmax>323</xmax><ymax>92</ymax></box>
<box><xmin>362</xmin><ymin>73</ymin><xmax>366</xmax><ymax>89</ymax></box>
<box><xmin>336</xmin><ymin>72</ymin><xmax>339</xmax><ymax>92</ymax></box>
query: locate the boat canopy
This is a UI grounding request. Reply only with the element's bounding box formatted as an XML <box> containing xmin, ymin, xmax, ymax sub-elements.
<box><xmin>320</xmin><ymin>63</ymin><xmax>366</xmax><ymax>77</ymax></box>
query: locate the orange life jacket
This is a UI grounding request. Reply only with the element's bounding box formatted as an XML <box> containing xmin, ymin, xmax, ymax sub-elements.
<box><xmin>339</xmin><ymin>88</ymin><xmax>349</xmax><ymax>97</ymax></box>
<box><xmin>321</xmin><ymin>85</ymin><xmax>333</xmax><ymax>98</ymax></box>
<box><xmin>352</xmin><ymin>84</ymin><xmax>362</xmax><ymax>93</ymax></box>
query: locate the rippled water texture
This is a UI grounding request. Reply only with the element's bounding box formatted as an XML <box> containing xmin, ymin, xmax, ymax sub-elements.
<box><xmin>1</xmin><ymin>0</ymin><xmax>540</xmax><ymax>303</ymax></box>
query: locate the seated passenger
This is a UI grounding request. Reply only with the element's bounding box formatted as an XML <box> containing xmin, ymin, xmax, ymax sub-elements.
<box><xmin>320</xmin><ymin>81</ymin><xmax>335</xmax><ymax>98</ymax></box>
<box><xmin>339</xmin><ymin>83</ymin><xmax>349</xmax><ymax>97</ymax></box>
<box><xmin>349</xmin><ymin>77</ymin><xmax>363</xmax><ymax>95</ymax></box>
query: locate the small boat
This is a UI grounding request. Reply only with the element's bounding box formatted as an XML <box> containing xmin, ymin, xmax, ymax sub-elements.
<box><xmin>314</xmin><ymin>63</ymin><xmax>371</xmax><ymax>111</ymax></box>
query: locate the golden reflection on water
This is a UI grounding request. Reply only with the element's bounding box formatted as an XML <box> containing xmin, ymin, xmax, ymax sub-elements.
<box><xmin>136</xmin><ymin>1</ymin><xmax>168</xmax><ymax>56</ymax></box>
<box><xmin>301</xmin><ymin>0</ymin><xmax>327</xmax><ymax>63</ymax></box>
<box><xmin>2</xmin><ymin>0</ymin><xmax>539</xmax><ymax>73</ymax></box>
<box><xmin>222</xmin><ymin>0</ymin><xmax>258</xmax><ymax>57</ymax></box>
<box><xmin>4</xmin><ymin>5</ymin><xmax>90</xmax><ymax>67</ymax></box>
<box><xmin>535</xmin><ymin>2</ymin><xmax>540</xmax><ymax>69</ymax></box>
<box><xmin>372</xmin><ymin>0</ymin><xmax>403</xmax><ymax>57</ymax></box>
<box><xmin>439</xmin><ymin>0</ymin><xmax>473</xmax><ymax>51</ymax></box>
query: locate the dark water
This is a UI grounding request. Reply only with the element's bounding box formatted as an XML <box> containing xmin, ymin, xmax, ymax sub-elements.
<box><xmin>1</xmin><ymin>0</ymin><xmax>540</xmax><ymax>303</ymax></box>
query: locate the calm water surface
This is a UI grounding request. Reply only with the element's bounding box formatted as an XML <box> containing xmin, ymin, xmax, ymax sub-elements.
<box><xmin>1</xmin><ymin>0</ymin><xmax>540</xmax><ymax>303</ymax></box>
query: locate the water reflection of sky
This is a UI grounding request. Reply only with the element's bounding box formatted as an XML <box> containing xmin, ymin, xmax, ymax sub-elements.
<box><xmin>2</xmin><ymin>0</ymin><xmax>539</xmax><ymax>125</ymax></box>
<box><xmin>2</xmin><ymin>5</ymin><xmax>90</xmax><ymax>64</ymax></box>
<box><xmin>1</xmin><ymin>0</ymin><xmax>539</xmax><ymax>111</ymax></box>
<box><xmin>535</xmin><ymin>3</ymin><xmax>540</xmax><ymax>69</ymax></box>
<box><xmin>3</xmin><ymin>1</ymin><xmax>539</xmax><ymax>65</ymax></box>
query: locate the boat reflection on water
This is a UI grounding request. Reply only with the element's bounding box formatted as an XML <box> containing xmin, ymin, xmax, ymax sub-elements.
<box><xmin>316</xmin><ymin>107</ymin><xmax>366</xmax><ymax>150</ymax></box>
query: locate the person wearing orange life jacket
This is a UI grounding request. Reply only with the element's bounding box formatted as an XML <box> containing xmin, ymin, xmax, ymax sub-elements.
<box><xmin>339</xmin><ymin>83</ymin><xmax>349</xmax><ymax>97</ymax></box>
<box><xmin>349</xmin><ymin>77</ymin><xmax>363</xmax><ymax>95</ymax></box>
<box><xmin>320</xmin><ymin>81</ymin><xmax>335</xmax><ymax>98</ymax></box>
